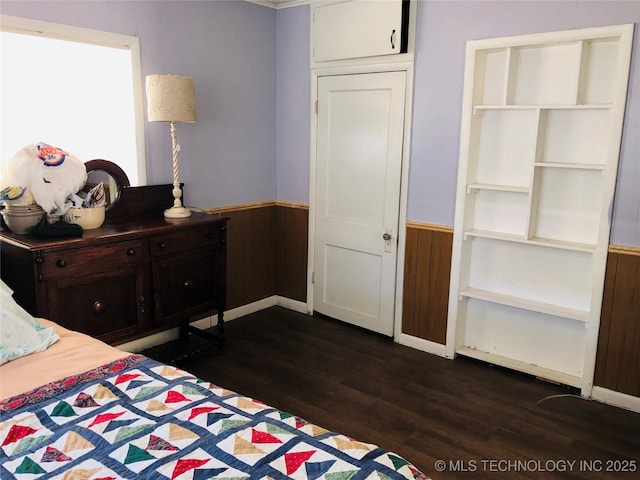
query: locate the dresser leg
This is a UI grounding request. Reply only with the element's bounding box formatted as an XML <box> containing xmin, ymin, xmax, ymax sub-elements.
<box><xmin>179</xmin><ymin>321</ymin><xmax>189</xmax><ymax>340</ymax></box>
<box><xmin>216</xmin><ymin>311</ymin><xmax>225</xmax><ymax>351</ymax></box>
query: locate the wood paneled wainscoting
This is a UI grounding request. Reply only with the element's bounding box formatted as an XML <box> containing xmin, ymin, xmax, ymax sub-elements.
<box><xmin>401</xmin><ymin>222</ymin><xmax>452</xmax><ymax>345</ymax></box>
<box><xmin>209</xmin><ymin>202</ymin><xmax>308</xmax><ymax>310</ymax></box>
<box><xmin>594</xmin><ymin>245</ymin><xmax>640</xmax><ymax>408</ymax></box>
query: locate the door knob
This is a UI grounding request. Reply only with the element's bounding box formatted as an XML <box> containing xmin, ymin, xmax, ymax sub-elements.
<box><xmin>383</xmin><ymin>233</ymin><xmax>391</xmax><ymax>241</ymax></box>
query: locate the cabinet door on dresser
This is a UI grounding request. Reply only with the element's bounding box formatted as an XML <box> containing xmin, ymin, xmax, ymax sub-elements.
<box><xmin>41</xmin><ymin>240</ymin><xmax>150</xmax><ymax>344</ymax></box>
<box><xmin>149</xmin><ymin>222</ymin><xmax>226</xmax><ymax>327</ymax></box>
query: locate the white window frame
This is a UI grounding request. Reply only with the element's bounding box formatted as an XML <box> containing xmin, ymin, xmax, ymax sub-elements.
<box><xmin>0</xmin><ymin>15</ymin><xmax>147</xmax><ymax>185</ymax></box>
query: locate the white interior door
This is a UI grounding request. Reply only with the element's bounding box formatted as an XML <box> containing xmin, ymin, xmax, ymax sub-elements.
<box><xmin>313</xmin><ymin>71</ymin><xmax>406</xmax><ymax>336</ymax></box>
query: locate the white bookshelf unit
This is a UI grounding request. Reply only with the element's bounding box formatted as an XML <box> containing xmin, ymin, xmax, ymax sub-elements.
<box><xmin>447</xmin><ymin>24</ymin><xmax>634</xmax><ymax>396</ymax></box>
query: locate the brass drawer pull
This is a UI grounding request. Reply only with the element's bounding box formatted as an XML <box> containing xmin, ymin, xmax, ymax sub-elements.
<box><xmin>183</xmin><ymin>278</ymin><xmax>194</xmax><ymax>289</ymax></box>
<box><xmin>126</xmin><ymin>248</ymin><xmax>135</xmax><ymax>256</ymax></box>
<box><xmin>57</xmin><ymin>259</ymin><xmax>67</xmax><ymax>268</ymax></box>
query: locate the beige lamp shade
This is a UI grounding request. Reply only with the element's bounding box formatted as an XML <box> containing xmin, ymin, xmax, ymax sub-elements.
<box><xmin>145</xmin><ymin>74</ymin><xmax>196</xmax><ymax>123</ymax></box>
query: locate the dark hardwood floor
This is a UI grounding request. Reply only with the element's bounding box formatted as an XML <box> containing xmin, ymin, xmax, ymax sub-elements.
<box><xmin>142</xmin><ymin>307</ymin><xmax>640</xmax><ymax>479</ymax></box>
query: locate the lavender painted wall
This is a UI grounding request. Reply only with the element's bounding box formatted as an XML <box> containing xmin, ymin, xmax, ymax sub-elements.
<box><xmin>275</xmin><ymin>0</ymin><xmax>639</xmax><ymax>247</ymax></box>
<box><xmin>0</xmin><ymin>0</ymin><xmax>277</xmax><ymax>208</ymax></box>
<box><xmin>276</xmin><ymin>5</ymin><xmax>310</xmax><ymax>204</ymax></box>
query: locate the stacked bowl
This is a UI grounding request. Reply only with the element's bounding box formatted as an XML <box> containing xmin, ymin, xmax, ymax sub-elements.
<box><xmin>1</xmin><ymin>203</ymin><xmax>44</xmax><ymax>234</ymax></box>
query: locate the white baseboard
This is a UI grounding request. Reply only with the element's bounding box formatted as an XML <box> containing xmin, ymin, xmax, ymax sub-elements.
<box><xmin>224</xmin><ymin>296</ymin><xmax>278</xmax><ymax>320</ymax></box>
<box><xmin>117</xmin><ymin>295</ymin><xmax>308</xmax><ymax>353</ymax></box>
<box><xmin>276</xmin><ymin>296</ymin><xmax>309</xmax><ymax>313</ymax></box>
<box><xmin>396</xmin><ymin>333</ymin><xmax>447</xmax><ymax>357</ymax></box>
<box><xmin>591</xmin><ymin>386</ymin><xmax>640</xmax><ymax>413</ymax></box>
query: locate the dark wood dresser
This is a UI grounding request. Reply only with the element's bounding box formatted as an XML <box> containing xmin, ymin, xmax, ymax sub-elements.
<box><xmin>1</xmin><ymin>183</ymin><xmax>228</xmax><ymax>351</ymax></box>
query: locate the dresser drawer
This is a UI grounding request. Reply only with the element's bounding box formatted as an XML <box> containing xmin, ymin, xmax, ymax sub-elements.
<box><xmin>149</xmin><ymin>225</ymin><xmax>224</xmax><ymax>257</ymax></box>
<box><xmin>43</xmin><ymin>239</ymin><xmax>145</xmax><ymax>279</ymax></box>
<box><xmin>152</xmin><ymin>247</ymin><xmax>219</xmax><ymax>326</ymax></box>
<box><xmin>48</xmin><ymin>267</ymin><xmax>144</xmax><ymax>344</ymax></box>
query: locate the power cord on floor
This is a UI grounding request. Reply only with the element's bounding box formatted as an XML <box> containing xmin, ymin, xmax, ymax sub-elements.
<box><xmin>504</xmin><ymin>392</ymin><xmax>589</xmax><ymax>431</ymax></box>
<box><xmin>534</xmin><ymin>393</ymin><xmax>586</xmax><ymax>406</ymax></box>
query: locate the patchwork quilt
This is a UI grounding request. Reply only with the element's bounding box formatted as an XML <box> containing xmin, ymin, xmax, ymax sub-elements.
<box><xmin>0</xmin><ymin>355</ymin><xmax>429</xmax><ymax>480</ymax></box>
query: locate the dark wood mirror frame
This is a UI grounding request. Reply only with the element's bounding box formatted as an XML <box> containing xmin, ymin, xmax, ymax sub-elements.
<box><xmin>84</xmin><ymin>159</ymin><xmax>131</xmax><ymax>213</ymax></box>
<box><xmin>84</xmin><ymin>159</ymin><xmax>130</xmax><ymax>187</ymax></box>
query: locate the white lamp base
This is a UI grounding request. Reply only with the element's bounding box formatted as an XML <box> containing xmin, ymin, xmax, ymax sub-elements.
<box><xmin>164</xmin><ymin>205</ymin><xmax>192</xmax><ymax>218</ymax></box>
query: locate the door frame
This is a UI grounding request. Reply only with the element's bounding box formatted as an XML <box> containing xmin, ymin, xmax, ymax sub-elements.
<box><xmin>307</xmin><ymin>59</ymin><xmax>415</xmax><ymax>342</ymax></box>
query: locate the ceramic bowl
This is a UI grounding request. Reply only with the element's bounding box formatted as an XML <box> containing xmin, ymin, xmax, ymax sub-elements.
<box><xmin>2</xmin><ymin>204</ymin><xmax>41</xmax><ymax>212</ymax></box>
<box><xmin>1</xmin><ymin>206</ymin><xmax>44</xmax><ymax>234</ymax></box>
<box><xmin>64</xmin><ymin>206</ymin><xmax>105</xmax><ymax>230</ymax></box>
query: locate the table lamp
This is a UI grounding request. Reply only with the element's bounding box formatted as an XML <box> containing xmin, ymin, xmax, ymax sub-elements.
<box><xmin>145</xmin><ymin>74</ymin><xmax>196</xmax><ymax>218</ymax></box>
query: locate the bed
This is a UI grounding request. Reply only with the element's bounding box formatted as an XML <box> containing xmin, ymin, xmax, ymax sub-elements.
<box><xmin>1</xmin><ymin>291</ymin><xmax>429</xmax><ymax>479</ymax></box>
